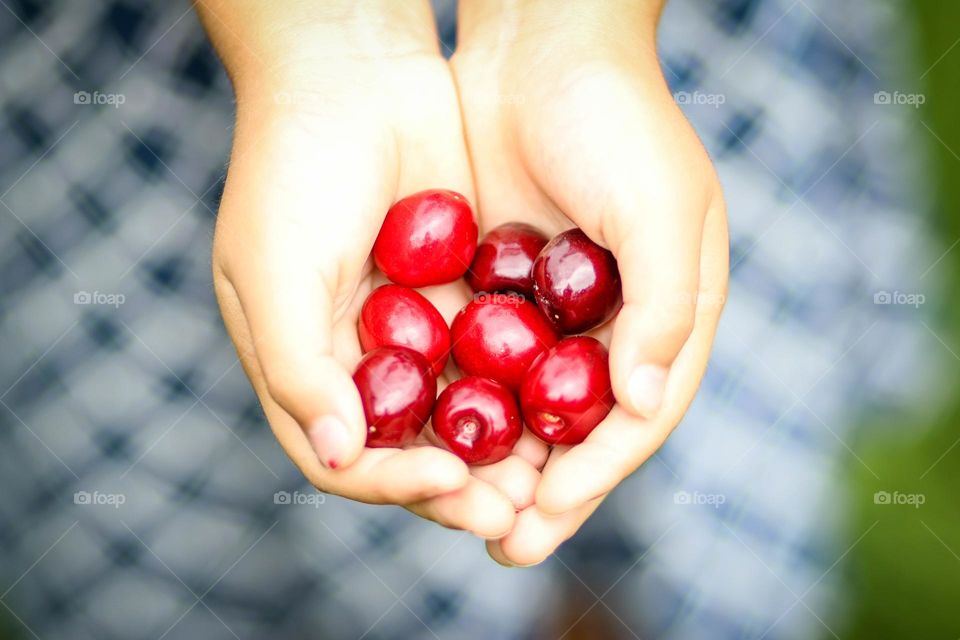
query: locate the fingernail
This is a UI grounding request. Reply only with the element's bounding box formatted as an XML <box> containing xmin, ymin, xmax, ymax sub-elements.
<box><xmin>307</xmin><ymin>415</ymin><xmax>349</xmax><ymax>469</ymax></box>
<box><xmin>628</xmin><ymin>365</ymin><xmax>668</xmax><ymax>418</ymax></box>
<box><xmin>510</xmin><ymin>560</ymin><xmax>545</xmax><ymax>568</ymax></box>
<box><xmin>483</xmin><ymin>528</ymin><xmax>513</xmax><ymax>541</ymax></box>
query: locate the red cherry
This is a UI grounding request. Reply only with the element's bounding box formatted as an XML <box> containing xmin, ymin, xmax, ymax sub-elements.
<box><xmin>373</xmin><ymin>189</ymin><xmax>478</xmax><ymax>287</ymax></box>
<box><xmin>432</xmin><ymin>377</ymin><xmax>522</xmax><ymax>465</ymax></box>
<box><xmin>450</xmin><ymin>297</ymin><xmax>558</xmax><ymax>392</ymax></box>
<box><xmin>466</xmin><ymin>222</ymin><xmax>549</xmax><ymax>298</ymax></box>
<box><xmin>358</xmin><ymin>284</ymin><xmax>450</xmax><ymax>377</ymax></box>
<box><xmin>353</xmin><ymin>346</ymin><xmax>436</xmax><ymax>448</ymax></box>
<box><xmin>520</xmin><ymin>336</ymin><xmax>614</xmax><ymax>445</ymax></box>
<box><xmin>532</xmin><ymin>228</ymin><xmax>622</xmax><ymax>334</ymax></box>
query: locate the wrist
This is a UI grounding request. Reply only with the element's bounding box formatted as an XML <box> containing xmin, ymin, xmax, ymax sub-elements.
<box><xmin>197</xmin><ymin>0</ymin><xmax>440</xmax><ymax>95</ymax></box>
<box><xmin>456</xmin><ymin>0</ymin><xmax>664</xmax><ymax>55</ymax></box>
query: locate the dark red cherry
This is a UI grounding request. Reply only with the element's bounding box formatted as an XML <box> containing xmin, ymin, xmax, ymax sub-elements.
<box><xmin>358</xmin><ymin>284</ymin><xmax>450</xmax><ymax>377</ymax></box>
<box><xmin>432</xmin><ymin>377</ymin><xmax>522</xmax><ymax>465</ymax></box>
<box><xmin>520</xmin><ymin>336</ymin><xmax>614</xmax><ymax>445</ymax></box>
<box><xmin>450</xmin><ymin>297</ymin><xmax>558</xmax><ymax>392</ymax></box>
<box><xmin>373</xmin><ymin>189</ymin><xmax>478</xmax><ymax>287</ymax></box>
<box><xmin>466</xmin><ymin>222</ymin><xmax>549</xmax><ymax>298</ymax></box>
<box><xmin>353</xmin><ymin>346</ymin><xmax>436</xmax><ymax>448</ymax></box>
<box><xmin>532</xmin><ymin>228</ymin><xmax>622</xmax><ymax>334</ymax></box>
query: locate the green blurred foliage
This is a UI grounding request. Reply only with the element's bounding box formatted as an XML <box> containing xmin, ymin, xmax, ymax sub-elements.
<box><xmin>845</xmin><ymin>2</ymin><xmax>960</xmax><ymax>639</ymax></box>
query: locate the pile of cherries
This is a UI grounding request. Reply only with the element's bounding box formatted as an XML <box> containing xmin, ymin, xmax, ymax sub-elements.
<box><xmin>353</xmin><ymin>189</ymin><xmax>622</xmax><ymax>465</ymax></box>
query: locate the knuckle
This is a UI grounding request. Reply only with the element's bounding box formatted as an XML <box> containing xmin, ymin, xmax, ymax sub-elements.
<box><xmin>263</xmin><ymin>365</ymin><xmax>306</xmax><ymax>411</ymax></box>
<box><xmin>657</xmin><ymin>305</ymin><xmax>696</xmax><ymax>347</ymax></box>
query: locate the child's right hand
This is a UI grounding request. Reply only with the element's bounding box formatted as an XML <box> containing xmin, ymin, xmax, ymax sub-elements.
<box><xmin>200</xmin><ymin>0</ymin><xmax>543</xmax><ymax>538</ymax></box>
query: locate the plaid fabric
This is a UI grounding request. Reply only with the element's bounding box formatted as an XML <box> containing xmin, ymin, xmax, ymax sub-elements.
<box><xmin>0</xmin><ymin>0</ymin><xmax>935</xmax><ymax>639</ymax></box>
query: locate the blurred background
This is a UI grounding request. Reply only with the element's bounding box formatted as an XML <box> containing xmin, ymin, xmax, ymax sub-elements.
<box><xmin>0</xmin><ymin>0</ymin><xmax>956</xmax><ymax>639</ymax></box>
<box><xmin>843</xmin><ymin>3</ymin><xmax>960</xmax><ymax>638</ymax></box>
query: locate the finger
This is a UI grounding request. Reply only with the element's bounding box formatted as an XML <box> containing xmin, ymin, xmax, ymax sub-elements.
<box><xmin>536</xmin><ymin>197</ymin><xmax>729</xmax><ymax>515</ymax></box>
<box><xmin>408</xmin><ymin>476</ymin><xmax>517</xmax><ymax>539</ymax></box>
<box><xmin>420</xmin><ymin>413</ymin><xmax>543</xmax><ymax>510</ymax></box>
<box><xmin>220</xmin><ymin>286</ymin><xmax>472</xmax><ymax>502</ymax></box>
<box><xmin>469</xmin><ymin>455</ymin><xmax>541</xmax><ymax>510</ymax></box>
<box><xmin>486</xmin><ymin>497</ymin><xmax>605</xmax><ymax>567</ymax></box>
<box><xmin>512</xmin><ymin>429</ymin><xmax>551</xmax><ymax>471</ymax></box>
<box><xmin>604</xmin><ymin>181</ymin><xmax>709</xmax><ymax>419</ymax></box>
<box><xmin>219</xmin><ymin>117</ymin><xmax>397</xmax><ymax>470</ymax></box>
<box><xmin>269</xmin><ymin>384</ymin><xmax>472</xmax><ymax>504</ymax></box>
<box><xmin>324</xmin><ymin>446</ymin><xmax>471</xmax><ymax>503</ymax></box>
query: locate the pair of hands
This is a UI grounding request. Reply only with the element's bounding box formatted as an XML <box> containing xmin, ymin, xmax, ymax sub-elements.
<box><xmin>200</xmin><ymin>0</ymin><xmax>728</xmax><ymax>566</ymax></box>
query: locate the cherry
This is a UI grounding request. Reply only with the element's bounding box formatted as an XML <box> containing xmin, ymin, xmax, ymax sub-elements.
<box><xmin>520</xmin><ymin>336</ymin><xmax>614</xmax><ymax>445</ymax></box>
<box><xmin>532</xmin><ymin>228</ymin><xmax>622</xmax><ymax>334</ymax></box>
<box><xmin>432</xmin><ymin>377</ymin><xmax>521</xmax><ymax>465</ymax></box>
<box><xmin>373</xmin><ymin>189</ymin><xmax>478</xmax><ymax>287</ymax></box>
<box><xmin>359</xmin><ymin>284</ymin><xmax>450</xmax><ymax>377</ymax></box>
<box><xmin>450</xmin><ymin>297</ymin><xmax>558</xmax><ymax>392</ymax></box>
<box><xmin>353</xmin><ymin>346</ymin><xmax>436</xmax><ymax>448</ymax></box>
<box><xmin>466</xmin><ymin>222</ymin><xmax>549</xmax><ymax>298</ymax></box>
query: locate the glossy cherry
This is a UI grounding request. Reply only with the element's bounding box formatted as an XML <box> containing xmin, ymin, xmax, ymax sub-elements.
<box><xmin>373</xmin><ymin>189</ymin><xmax>478</xmax><ymax>287</ymax></box>
<box><xmin>450</xmin><ymin>297</ymin><xmax>558</xmax><ymax>392</ymax></box>
<box><xmin>358</xmin><ymin>284</ymin><xmax>450</xmax><ymax>377</ymax></box>
<box><xmin>521</xmin><ymin>336</ymin><xmax>614</xmax><ymax>445</ymax></box>
<box><xmin>353</xmin><ymin>346</ymin><xmax>437</xmax><ymax>448</ymax></box>
<box><xmin>532</xmin><ymin>228</ymin><xmax>622</xmax><ymax>334</ymax></box>
<box><xmin>466</xmin><ymin>222</ymin><xmax>549</xmax><ymax>298</ymax></box>
<box><xmin>432</xmin><ymin>377</ymin><xmax>521</xmax><ymax>465</ymax></box>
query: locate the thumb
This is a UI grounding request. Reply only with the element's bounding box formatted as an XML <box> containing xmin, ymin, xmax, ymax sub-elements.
<box><xmin>606</xmin><ymin>188</ymin><xmax>706</xmax><ymax>419</ymax></box>
<box><xmin>230</xmin><ymin>259</ymin><xmax>368</xmax><ymax>470</ymax></box>
<box><xmin>218</xmin><ymin>116</ymin><xmax>393</xmax><ymax>469</ymax></box>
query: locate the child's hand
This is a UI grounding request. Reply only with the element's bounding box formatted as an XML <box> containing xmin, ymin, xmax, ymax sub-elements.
<box><xmin>200</xmin><ymin>1</ymin><xmax>541</xmax><ymax>538</ymax></box>
<box><xmin>452</xmin><ymin>0</ymin><xmax>729</xmax><ymax>564</ymax></box>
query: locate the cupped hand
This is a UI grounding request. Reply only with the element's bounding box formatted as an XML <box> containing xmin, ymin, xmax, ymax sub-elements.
<box><xmin>199</xmin><ymin>0</ymin><xmax>543</xmax><ymax>538</ymax></box>
<box><xmin>452</xmin><ymin>0</ymin><xmax>729</xmax><ymax>564</ymax></box>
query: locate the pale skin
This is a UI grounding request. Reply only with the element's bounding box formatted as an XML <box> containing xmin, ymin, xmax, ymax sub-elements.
<box><xmin>198</xmin><ymin>0</ymin><xmax>728</xmax><ymax>565</ymax></box>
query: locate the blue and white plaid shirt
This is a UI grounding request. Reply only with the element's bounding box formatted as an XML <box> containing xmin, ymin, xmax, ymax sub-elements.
<box><xmin>0</xmin><ymin>1</ymin><xmax>937</xmax><ymax>638</ymax></box>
